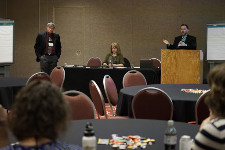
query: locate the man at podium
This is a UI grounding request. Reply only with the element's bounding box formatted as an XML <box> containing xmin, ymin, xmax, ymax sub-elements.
<box><xmin>163</xmin><ymin>24</ymin><xmax>196</xmax><ymax>50</ymax></box>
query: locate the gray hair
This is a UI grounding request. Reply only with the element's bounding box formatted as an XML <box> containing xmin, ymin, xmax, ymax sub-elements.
<box><xmin>47</xmin><ymin>22</ymin><xmax>55</xmax><ymax>28</ymax></box>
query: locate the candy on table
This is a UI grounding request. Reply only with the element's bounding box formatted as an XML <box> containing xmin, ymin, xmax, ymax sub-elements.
<box><xmin>98</xmin><ymin>134</ymin><xmax>155</xmax><ymax>149</ymax></box>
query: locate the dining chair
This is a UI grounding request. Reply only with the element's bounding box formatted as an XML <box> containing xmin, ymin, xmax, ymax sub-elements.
<box><xmin>89</xmin><ymin>80</ymin><xmax>108</xmax><ymax>119</ymax></box>
<box><xmin>26</xmin><ymin>72</ymin><xmax>51</xmax><ymax>85</ymax></box>
<box><xmin>132</xmin><ymin>87</ymin><xmax>173</xmax><ymax>120</ymax></box>
<box><xmin>151</xmin><ymin>58</ymin><xmax>161</xmax><ymax>69</ymax></box>
<box><xmin>195</xmin><ymin>90</ymin><xmax>210</xmax><ymax>124</ymax></box>
<box><xmin>50</xmin><ymin>66</ymin><xmax>65</xmax><ymax>89</ymax></box>
<box><xmin>87</xmin><ymin>57</ymin><xmax>102</xmax><ymax>67</ymax></box>
<box><xmin>103</xmin><ymin>75</ymin><xmax>129</xmax><ymax>118</ymax></box>
<box><xmin>122</xmin><ymin>70</ymin><xmax>147</xmax><ymax>88</ymax></box>
<box><xmin>123</xmin><ymin>57</ymin><xmax>131</xmax><ymax>67</ymax></box>
<box><xmin>89</xmin><ymin>80</ymin><xmax>127</xmax><ymax>119</ymax></box>
<box><xmin>63</xmin><ymin>90</ymin><xmax>96</xmax><ymax>120</ymax></box>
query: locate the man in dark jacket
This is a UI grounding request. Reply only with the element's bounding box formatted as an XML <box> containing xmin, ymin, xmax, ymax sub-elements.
<box><xmin>163</xmin><ymin>24</ymin><xmax>197</xmax><ymax>50</ymax></box>
<box><xmin>34</xmin><ymin>22</ymin><xmax>62</xmax><ymax>75</ymax></box>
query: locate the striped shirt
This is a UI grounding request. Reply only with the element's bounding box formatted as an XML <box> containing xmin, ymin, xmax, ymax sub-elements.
<box><xmin>192</xmin><ymin>118</ymin><xmax>225</xmax><ymax>150</ymax></box>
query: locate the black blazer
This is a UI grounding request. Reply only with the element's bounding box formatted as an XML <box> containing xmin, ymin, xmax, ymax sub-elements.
<box><xmin>167</xmin><ymin>35</ymin><xmax>197</xmax><ymax>50</ymax></box>
<box><xmin>34</xmin><ymin>32</ymin><xmax>62</xmax><ymax>62</ymax></box>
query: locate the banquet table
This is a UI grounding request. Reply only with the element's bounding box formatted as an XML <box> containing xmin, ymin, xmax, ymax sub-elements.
<box><xmin>61</xmin><ymin>119</ymin><xmax>199</xmax><ymax>150</ymax></box>
<box><xmin>116</xmin><ymin>84</ymin><xmax>210</xmax><ymax>122</ymax></box>
<box><xmin>8</xmin><ymin>119</ymin><xmax>200</xmax><ymax>150</ymax></box>
<box><xmin>0</xmin><ymin>77</ymin><xmax>27</xmax><ymax>109</ymax></box>
<box><xmin>63</xmin><ymin>66</ymin><xmax>160</xmax><ymax>98</ymax></box>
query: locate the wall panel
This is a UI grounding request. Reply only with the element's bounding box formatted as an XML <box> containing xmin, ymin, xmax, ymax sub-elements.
<box><xmin>0</xmin><ymin>0</ymin><xmax>224</xmax><ymax>79</ymax></box>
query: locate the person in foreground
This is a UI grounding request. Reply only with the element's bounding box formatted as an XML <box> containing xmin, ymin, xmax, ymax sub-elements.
<box><xmin>163</xmin><ymin>24</ymin><xmax>197</xmax><ymax>50</ymax></box>
<box><xmin>0</xmin><ymin>80</ymin><xmax>82</xmax><ymax>150</ymax></box>
<box><xmin>0</xmin><ymin>105</ymin><xmax>9</xmax><ymax>148</ymax></box>
<box><xmin>34</xmin><ymin>22</ymin><xmax>62</xmax><ymax>75</ymax></box>
<box><xmin>192</xmin><ymin>63</ymin><xmax>225</xmax><ymax>150</ymax></box>
<box><xmin>103</xmin><ymin>42</ymin><xmax>125</xmax><ymax>67</ymax></box>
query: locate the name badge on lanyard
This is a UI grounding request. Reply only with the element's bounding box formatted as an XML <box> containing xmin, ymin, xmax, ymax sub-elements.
<box><xmin>48</xmin><ymin>43</ymin><xmax>54</xmax><ymax>47</ymax></box>
<box><xmin>48</xmin><ymin>37</ymin><xmax>54</xmax><ymax>47</ymax></box>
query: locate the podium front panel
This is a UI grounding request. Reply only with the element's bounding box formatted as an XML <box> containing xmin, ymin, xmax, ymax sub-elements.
<box><xmin>161</xmin><ymin>49</ymin><xmax>202</xmax><ymax>84</ymax></box>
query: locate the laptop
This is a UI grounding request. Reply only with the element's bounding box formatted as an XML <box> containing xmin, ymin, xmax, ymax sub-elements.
<box><xmin>140</xmin><ymin>59</ymin><xmax>153</xmax><ymax>69</ymax></box>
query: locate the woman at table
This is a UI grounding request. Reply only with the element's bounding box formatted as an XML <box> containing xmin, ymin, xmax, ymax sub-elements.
<box><xmin>103</xmin><ymin>42</ymin><xmax>125</xmax><ymax>67</ymax></box>
<box><xmin>192</xmin><ymin>63</ymin><xmax>225</xmax><ymax>150</ymax></box>
<box><xmin>0</xmin><ymin>80</ymin><xmax>82</xmax><ymax>150</ymax></box>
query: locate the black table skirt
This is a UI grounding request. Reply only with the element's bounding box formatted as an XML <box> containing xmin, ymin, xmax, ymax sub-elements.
<box><xmin>0</xmin><ymin>67</ymin><xmax>159</xmax><ymax>109</ymax></box>
<box><xmin>63</xmin><ymin>67</ymin><xmax>160</xmax><ymax>99</ymax></box>
<box><xmin>0</xmin><ymin>77</ymin><xmax>27</xmax><ymax>109</ymax></box>
<box><xmin>116</xmin><ymin>84</ymin><xmax>210</xmax><ymax>122</ymax></box>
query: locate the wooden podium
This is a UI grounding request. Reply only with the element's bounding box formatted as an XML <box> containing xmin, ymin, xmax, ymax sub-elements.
<box><xmin>161</xmin><ymin>49</ymin><xmax>203</xmax><ymax>84</ymax></box>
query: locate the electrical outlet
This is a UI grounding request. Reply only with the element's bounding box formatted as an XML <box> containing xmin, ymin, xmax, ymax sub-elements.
<box><xmin>76</xmin><ymin>50</ymin><xmax>81</xmax><ymax>56</ymax></box>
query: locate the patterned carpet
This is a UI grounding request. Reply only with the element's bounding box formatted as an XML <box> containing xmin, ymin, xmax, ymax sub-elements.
<box><xmin>95</xmin><ymin>103</ymin><xmax>116</xmax><ymax>119</ymax></box>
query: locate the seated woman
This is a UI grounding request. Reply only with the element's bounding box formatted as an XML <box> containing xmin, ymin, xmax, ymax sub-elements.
<box><xmin>192</xmin><ymin>63</ymin><xmax>225</xmax><ymax>150</ymax></box>
<box><xmin>103</xmin><ymin>42</ymin><xmax>125</xmax><ymax>67</ymax></box>
<box><xmin>0</xmin><ymin>80</ymin><xmax>82</xmax><ymax>150</ymax></box>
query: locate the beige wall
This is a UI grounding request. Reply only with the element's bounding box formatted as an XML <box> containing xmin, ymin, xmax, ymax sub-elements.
<box><xmin>0</xmin><ymin>0</ymin><xmax>225</xmax><ymax>79</ymax></box>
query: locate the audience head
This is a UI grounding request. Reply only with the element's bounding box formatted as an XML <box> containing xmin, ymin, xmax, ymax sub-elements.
<box><xmin>205</xmin><ymin>63</ymin><xmax>225</xmax><ymax>118</ymax></box>
<box><xmin>110</xmin><ymin>42</ymin><xmax>121</xmax><ymax>55</ymax></box>
<box><xmin>8</xmin><ymin>80</ymin><xmax>70</xmax><ymax>141</ymax></box>
<box><xmin>180</xmin><ymin>24</ymin><xmax>189</xmax><ymax>36</ymax></box>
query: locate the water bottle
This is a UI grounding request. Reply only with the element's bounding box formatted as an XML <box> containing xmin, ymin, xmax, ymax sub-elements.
<box><xmin>82</xmin><ymin>122</ymin><xmax>96</xmax><ymax>150</ymax></box>
<box><xmin>108</xmin><ymin>56</ymin><xmax>113</xmax><ymax>68</ymax></box>
<box><xmin>164</xmin><ymin>120</ymin><xmax>177</xmax><ymax>150</ymax></box>
<box><xmin>179</xmin><ymin>135</ymin><xmax>192</xmax><ymax>150</ymax></box>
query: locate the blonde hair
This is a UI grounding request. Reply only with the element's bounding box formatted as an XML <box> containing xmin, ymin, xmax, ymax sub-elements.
<box><xmin>110</xmin><ymin>42</ymin><xmax>121</xmax><ymax>55</ymax></box>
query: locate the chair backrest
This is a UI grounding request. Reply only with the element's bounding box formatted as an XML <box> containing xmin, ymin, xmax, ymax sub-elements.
<box><xmin>151</xmin><ymin>58</ymin><xmax>161</xmax><ymax>69</ymax></box>
<box><xmin>89</xmin><ymin>80</ymin><xmax>108</xmax><ymax>119</ymax></box>
<box><xmin>103</xmin><ymin>75</ymin><xmax>118</xmax><ymax>116</ymax></box>
<box><xmin>87</xmin><ymin>57</ymin><xmax>102</xmax><ymax>67</ymax></box>
<box><xmin>123</xmin><ymin>57</ymin><xmax>131</xmax><ymax>67</ymax></box>
<box><xmin>122</xmin><ymin>70</ymin><xmax>147</xmax><ymax>88</ymax></box>
<box><xmin>26</xmin><ymin>72</ymin><xmax>51</xmax><ymax>85</ymax></box>
<box><xmin>195</xmin><ymin>90</ymin><xmax>210</xmax><ymax>124</ymax></box>
<box><xmin>132</xmin><ymin>87</ymin><xmax>173</xmax><ymax>120</ymax></box>
<box><xmin>63</xmin><ymin>90</ymin><xmax>96</xmax><ymax>120</ymax></box>
<box><xmin>50</xmin><ymin>66</ymin><xmax>65</xmax><ymax>89</ymax></box>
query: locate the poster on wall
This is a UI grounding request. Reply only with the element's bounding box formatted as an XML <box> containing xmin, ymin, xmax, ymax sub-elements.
<box><xmin>0</xmin><ymin>19</ymin><xmax>14</xmax><ymax>64</ymax></box>
<box><xmin>207</xmin><ymin>24</ymin><xmax>225</xmax><ymax>61</ymax></box>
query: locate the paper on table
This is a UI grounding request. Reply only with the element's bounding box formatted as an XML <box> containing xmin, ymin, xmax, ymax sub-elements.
<box><xmin>65</xmin><ymin>65</ymin><xmax>74</xmax><ymax>67</ymax></box>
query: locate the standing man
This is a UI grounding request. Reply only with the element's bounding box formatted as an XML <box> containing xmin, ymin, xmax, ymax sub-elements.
<box><xmin>163</xmin><ymin>24</ymin><xmax>197</xmax><ymax>50</ymax></box>
<box><xmin>34</xmin><ymin>22</ymin><xmax>62</xmax><ymax>75</ymax></box>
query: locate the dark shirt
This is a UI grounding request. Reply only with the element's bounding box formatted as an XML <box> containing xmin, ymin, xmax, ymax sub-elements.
<box><xmin>34</xmin><ymin>32</ymin><xmax>61</xmax><ymax>62</ymax></box>
<box><xmin>167</xmin><ymin>34</ymin><xmax>197</xmax><ymax>50</ymax></box>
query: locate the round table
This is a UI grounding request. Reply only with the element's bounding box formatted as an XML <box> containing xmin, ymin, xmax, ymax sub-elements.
<box><xmin>0</xmin><ymin>77</ymin><xmax>27</xmax><ymax>109</ymax></box>
<box><xmin>116</xmin><ymin>84</ymin><xmax>210</xmax><ymax>122</ymax></box>
<box><xmin>60</xmin><ymin>119</ymin><xmax>199</xmax><ymax>150</ymax></box>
